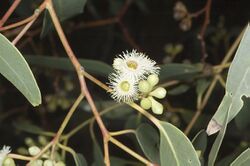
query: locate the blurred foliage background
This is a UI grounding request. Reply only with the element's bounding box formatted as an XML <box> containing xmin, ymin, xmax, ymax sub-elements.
<box><xmin>0</xmin><ymin>0</ymin><xmax>250</xmax><ymax>165</ymax></box>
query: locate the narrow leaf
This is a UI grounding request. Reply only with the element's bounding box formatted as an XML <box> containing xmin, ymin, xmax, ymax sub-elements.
<box><xmin>230</xmin><ymin>148</ymin><xmax>250</xmax><ymax>166</ymax></box>
<box><xmin>75</xmin><ymin>153</ymin><xmax>88</xmax><ymax>166</ymax></box>
<box><xmin>207</xmin><ymin>25</ymin><xmax>250</xmax><ymax>135</ymax></box>
<box><xmin>25</xmin><ymin>55</ymin><xmax>113</xmax><ymax>77</ymax></box>
<box><xmin>208</xmin><ymin>107</ymin><xmax>229</xmax><ymax>166</ymax></box>
<box><xmin>91</xmin><ymin>143</ymin><xmax>104</xmax><ymax>166</ymax></box>
<box><xmin>136</xmin><ymin>124</ymin><xmax>160</xmax><ymax>164</ymax></box>
<box><xmin>192</xmin><ymin>130</ymin><xmax>208</xmax><ymax>154</ymax></box>
<box><xmin>159</xmin><ymin>121</ymin><xmax>200</xmax><ymax>166</ymax></box>
<box><xmin>235</xmin><ymin>96</ymin><xmax>250</xmax><ymax>130</ymax></box>
<box><xmin>0</xmin><ymin>34</ymin><xmax>41</xmax><ymax>106</ymax></box>
<box><xmin>160</xmin><ymin>63</ymin><xmax>202</xmax><ymax>81</ymax></box>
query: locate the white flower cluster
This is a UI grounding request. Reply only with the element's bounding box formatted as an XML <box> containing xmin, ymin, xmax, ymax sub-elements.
<box><xmin>108</xmin><ymin>50</ymin><xmax>160</xmax><ymax>103</ymax></box>
<box><xmin>0</xmin><ymin>145</ymin><xmax>11</xmax><ymax>166</ymax></box>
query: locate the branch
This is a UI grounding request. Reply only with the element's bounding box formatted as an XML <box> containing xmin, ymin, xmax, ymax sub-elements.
<box><xmin>0</xmin><ymin>0</ymin><xmax>21</xmax><ymax>27</ymax></box>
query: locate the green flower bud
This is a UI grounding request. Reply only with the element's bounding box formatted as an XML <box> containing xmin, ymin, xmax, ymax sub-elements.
<box><xmin>149</xmin><ymin>97</ymin><xmax>164</xmax><ymax>115</ymax></box>
<box><xmin>149</xmin><ymin>87</ymin><xmax>167</xmax><ymax>99</ymax></box>
<box><xmin>28</xmin><ymin>146</ymin><xmax>41</xmax><ymax>156</ymax></box>
<box><xmin>38</xmin><ymin>136</ymin><xmax>48</xmax><ymax>146</ymax></box>
<box><xmin>17</xmin><ymin>147</ymin><xmax>29</xmax><ymax>155</ymax></box>
<box><xmin>3</xmin><ymin>157</ymin><xmax>15</xmax><ymax>166</ymax></box>
<box><xmin>147</xmin><ymin>74</ymin><xmax>159</xmax><ymax>87</ymax></box>
<box><xmin>25</xmin><ymin>137</ymin><xmax>35</xmax><ymax>147</ymax></box>
<box><xmin>55</xmin><ymin>161</ymin><xmax>66</xmax><ymax>166</ymax></box>
<box><xmin>138</xmin><ymin>80</ymin><xmax>152</xmax><ymax>93</ymax></box>
<box><xmin>140</xmin><ymin>98</ymin><xmax>152</xmax><ymax>110</ymax></box>
<box><xmin>44</xmin><ymin>160</ymin><xmax>54</xmax><ymax>166</ymax></box>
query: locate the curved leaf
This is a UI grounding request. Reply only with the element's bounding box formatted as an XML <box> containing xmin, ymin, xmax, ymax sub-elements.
<box><xmin>159</xmin><ymin>121</ymin><xmax>200</xmax><ymax>166</ymax></box>
<box><xmin>136</xmin><ymin>124</ymin><xmax>160</xmax><ymax>164</ymax></box>
<box><xmin>25</xmin><ymin>55</ymin><xmax>113</xmax><ymax>77</ymax></box>
<box><xmin>160</xmin><ymin>63</ymin><xmax>202</xmax><ymax>81</ymax></box>
<box><xmin>192</xmin><ymin>130</ymin><xmax>208</xmax><ymax>154</ymax></box>
<box><xmin>0</xmin><ymin>34</ymin><xmax>41</xmax><ymax>106</ymax></box>
<box><xmin>207</xmin><ymin>25</ymin><xmax>250</xmax><ymax>135</ymax></box>
<box><xmin>75</xmin><ymin>153</ymin><xmax>88</xmax><ymax>166</ymax></box>
<box><xmin>230</xmin><ymin>148</ymin><xmax>250</xmax><ymax>166</ymax></box>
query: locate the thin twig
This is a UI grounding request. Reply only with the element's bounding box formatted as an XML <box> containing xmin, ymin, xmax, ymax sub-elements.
<box><xmin>0</xmin><ymin>0</ymin><xmax>21</xmax><ymax>27</ymax></box>
<box><xmin>12</xmin><ymin>18</ymin><xmax>37</xmax><ymax>45</ymax></box>
<box><xmin>197</xmin><ymin>0</ymin><xmax>212</xmax><ymax>62</ymax></box>
<box><xmin>109</xmin><ymin>137</ymin><xmax>152</xmax><ymax>165</ymax></box>
<box><xmin>46</xmin><ymin>1</ymin><xmax>111</xmax><ymax>165</ymax></box>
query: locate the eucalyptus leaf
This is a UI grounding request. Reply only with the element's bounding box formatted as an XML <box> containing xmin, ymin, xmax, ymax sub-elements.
<box><xmin>13</xmin><ymin>121</ymin><xmax>44</xmax><ymax>135</ymax></box>
<box><xmin>208</xmin><ymin>102</ymin><xmax>230</xmax><ymax>166</ymax></box>
<box><xmin>168</xmin><ymin>84</ymin><xmax>190</xmax><ymax>95</ymax></box>
<box><xmin>192</xmin><ymin>130</ymin><xmax>207</xmax><ymax>154</ymax></box>
<box><xmin>160</xmin><ymin>63</ymin><xmax>202</xmax><ymax>81</ymax></box>
<box><xmin>0</xmin><ymin>34</ymin><xmax>41</xmax><ymax>106</ymax></box>
<box><xmin>75</xmin><ymin>153</ymin><xmax>88</xmax><ymax>166</ymax></box>
<box><xmin>41</xmin><ymin>0</ymin><xmax>87</xmax><ymax>36</ymax></box>
<box><xmin>159</xmin><ymin>121</ymin><xmax>200</xmax><ymax>166</ymax></box>
<box><xmin>136</xmin><ymin>124</ymin><xmax>160</xmax><ymax>164</ymax></box>
<box><xmin>196</xmin><ymin>79</ymin><xmax>210</xmax><ymax>97</ymax></box>
<box><xmin>91</xmin><ymin>143</ymin><xmax>104</xmax><ymax>166</ymax></box>
<box><xmin>230</xmin><ymin>148</ymin><xmax>250</xmax><ymax>166</ymax></box>
<box><xmin>235</xmin><ymin>96</ymin><xmax>250</xmax><ymax>130</ymax></box>
<box><xmin>25</xmin><ymin>55</ymin><xmax>112</xmax><ymax>77</ymax></box>
<box><xmin>207</xmin><ymin>25</ymin><xmax>250</xmax><ymax>135</ymax></box>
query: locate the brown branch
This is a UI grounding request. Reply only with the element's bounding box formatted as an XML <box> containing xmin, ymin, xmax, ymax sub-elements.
<box><xmin>74</xmin><ymin>17</ymin><xmax>118</xmax><ymax>29</ymax></box>
<box><xmin>12</xmin><ymin>18</ymin><xmax>37</xmax><ymax>45</ymax></box>
<box><xmin>0</xmin><ymin>0</ymin><xmax>21</xmax><ymax>27</ymax></box>
<box><xmin>198</xmin><ymin>0</ymin><xmax>212</xmax><ymax>63</ymax></box>
<box><xmin>46</xmin><ymin>1</ymin><xmax>110</xmax><ymax>165</ymax></box>
<box><xmin>117</xmin><ymin>0</ymin><xmax>133</xmax><ymax>19</ymax></box>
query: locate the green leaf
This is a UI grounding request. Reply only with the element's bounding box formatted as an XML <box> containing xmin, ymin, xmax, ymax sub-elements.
<box><xmin>25</xmin><ymin>55</ymin><xmax>113</xmax><ymax>77</ymax></box>
<box><xmin>124</xmin><ymin>114</ymin><xmax>142</xmax><ymax>129</ymax></box>
<box><xmin>168</xmin><ymin>84</ymin><xmax>190</xmax><ymax>95</ymax></box>
<box><xmin>192</xmin><ymin>130</ymin><xmax>207</xmax><ymax>154</ymax></box>
<box><xmin>208</xmin><ymin>102</ymin><xmax>230</xmax><ymax>166</ymax></box>
<box><xmin>196</xmin><ymin>79</ymin><xmax>210</xmax><ymax>97</ymax></box>
<box><xmin>41</xmin><ymin>0</ymin><xmax>87</xmax><ymax>36</ymax></box>
<box><xmin>0</xmin><ymin>34</ymin><xmax>41</xmax><ymax>106</ymax></box>
<box><xmin>230</xmin><ymin>148</ymin><xmax>250</xmax><ymax>166</ymax></box>
<box><xmin>13</xmin><ymin>121</ymin><xmax>44</xmax><ymax>135</ymax></box>
<box><xmin>75</xmin><ymin>153</ymin><xmax>88</xmax><ymax>166</ymax></box>
<box><xmin>160</xmin><ymin>63</ymin><xmax>202</xmax><ymax>81</ymax></box>
<box><xmin>91</xmin><ymin>143</ymin><xmax>104</xmax><ymax>166</ymax></box>
<box><xmin>207</xmin><ymin>25</ymin><xmax>250</xmax><ymax>135</ymax></box>
<box><xmin>159</xmin><ymin>121</ymin><xmax>200</xmax><ymax>166</ymax></box>
<box><xmin>136</xmin><ymin>124</ymin><xmax>160</xmax><ymax>164</ymax></box>
<box><xmin>235</xmin><ymin>96</ymin><xmax>250</xmax><ymax>130</ymax></box>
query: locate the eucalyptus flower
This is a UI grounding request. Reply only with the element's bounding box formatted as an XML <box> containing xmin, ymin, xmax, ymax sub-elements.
<box><xmin>0</xmin><ymin>146</ymin><xmax>11</xmax><ymax>166</ymax></box>
<box><xmin>108</xmin><ymin>73</ymin><xmax>138</xmax><ymax>102</ymax></box>
<box><xmin>113</xmin><ymin>50</ymin><xmax>160</xmax><ymax>80</ymax></box>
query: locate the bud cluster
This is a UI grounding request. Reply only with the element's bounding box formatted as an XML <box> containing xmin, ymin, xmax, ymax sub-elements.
<box><xmin>17</xmin><ymin>136</ymin><xmax>66</xmax><ymax>166</ymax></box>
<box><xmin>108</xmin><ymin>50</ymin><xmax>167</xmax><ymax>114</ymax></box>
